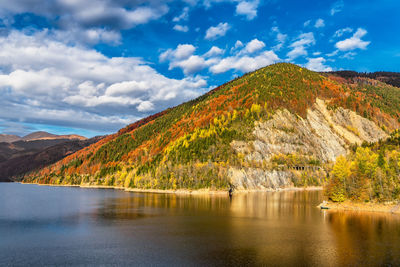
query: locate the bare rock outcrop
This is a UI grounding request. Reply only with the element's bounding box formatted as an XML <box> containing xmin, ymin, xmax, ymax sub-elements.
<box><xmin>230</xmin><ymin>98</ymin><xmax>388</xmax><ymax>190</ymax></box>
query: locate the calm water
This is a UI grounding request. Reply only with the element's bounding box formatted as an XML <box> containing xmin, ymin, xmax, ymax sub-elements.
<box><xmin>1</xmin><ymin>183</ymin><xmax>400</xmax><ymax>266</ymax></box>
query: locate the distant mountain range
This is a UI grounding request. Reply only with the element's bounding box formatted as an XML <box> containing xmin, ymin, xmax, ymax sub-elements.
<box><xmin>0</xmin><ymin>131</ymin><xmax>104</xmax><ymax>182</ymax></box>
<box><xmin>0</xmin><ymin>131</ymin><xmax>86</xmax><ymax>143</ymax></box>
<box><xmin>22</xmin><ymin>63</ymin><xmax>400</xmax><ymax>191</ymax></box>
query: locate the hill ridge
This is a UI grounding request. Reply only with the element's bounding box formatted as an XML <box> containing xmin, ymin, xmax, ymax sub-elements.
<box><xmin>23</xmin><ymin>63</ymin><xmax>400</xmax><ymax>191</ymax></box>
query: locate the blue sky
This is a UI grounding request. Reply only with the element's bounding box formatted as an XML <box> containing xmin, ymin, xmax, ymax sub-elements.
<box><xmin>0</xmin><ymin>0</ymin><xmax>399</xmax><ymax>137</ymax></box>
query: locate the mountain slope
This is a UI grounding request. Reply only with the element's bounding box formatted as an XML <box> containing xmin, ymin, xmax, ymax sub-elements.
<box><xmin>0</xmin><ymin>134</ymin><xmax>21</xmax><ymax>143</ymax></box>
<box><xmin>328</xmin><ymin>71</ymin><xmax>400</xmax><ymax>88</ymax></box>
<box><xmin>0</xmin><ymin>131</ymin><xmax>86</xmax><ymax>143</ymax></box>
<box><xmin>0</xmin><ymin>136</ymin><xmax>104</xmax><ymax>182</ymax></box>
<box><xmin>21</xmin><ymin>131</ymin><xmax>86</xmax><ymax>141</ymax></box>
<box><xmin>24</xmin><ymin>63</ymin><xmax>400</xmax><ymax>190</ymax></box>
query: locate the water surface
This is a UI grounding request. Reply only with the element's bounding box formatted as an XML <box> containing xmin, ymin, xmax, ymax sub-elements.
<box><xmin>1</xmin><ymin>183</ymin><xmax>400</xmax><ymax>266</ymax></box>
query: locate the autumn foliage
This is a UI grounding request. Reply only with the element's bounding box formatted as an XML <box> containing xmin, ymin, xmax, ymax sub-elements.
<box><xmin>24</xmin><ymin>63</ymin><xmax>400</xmax><ymax>190</ymax></box>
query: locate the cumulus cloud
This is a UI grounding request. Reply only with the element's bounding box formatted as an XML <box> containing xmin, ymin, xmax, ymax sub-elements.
<box><xmin>330</xmin><ymin>0</ymin><xmax>344</xmax><ymax>16</ymax></box>
<box><xmin>341</xmin><ymin>51</ymin><xmax>357</xmax><ymax>59</ymax></box>
<box><xmin>235</xmin><ymin>0</ymin><xmax>259</xmax><ymax>20</ymax></box>
<box><xmin>54</xmin><ymin>28</ymin><xmax>122</xmax><ymax>45</ymax></box>
<box><xmin>173</xmin><ymin>25</ymin><xmax>189</xmax><ymax>32</ymax></box>
<box><xmin>314</xmin><ymin>19</ymin><xmax>325</xmax><ymax>28</ymax></box>
<box><xmin>159</xmin><ymin>44</ymin><xmax>216</xmax><ymax>75</ymax></box>
<box><xmin>169</xmin><ymin>55</ymin><xmax>209</xmax><ymax>75</ymax></box>
<box><xmin>0</xmin><ymin>31</ymin><xmax>207</xmax><ymax>134</ymax></box>
<box><xmin>305</xmin><ymin>57</ymin><xmax>333</xmax><ymax>72</ymax></box>
<box><xmin>210</xmin><ymin>51</ymin><xmax>279</xmax><ymax>74</ymax></box>
<box><xmin>333</xmin><ymin>27</ymin><xmax>353</xmax><ymax>38</ymax></box>
<box><xmin>161</xmin><ymin>38</ymin><xmax>279</xmax><ymax>75</ymax></box>
<box><xmin>335</xmin><ymin>28</ymin><xmax>370</xmax><ymax>51</ymax></box>
<box><xmin>173</xmin><ymin>7</ymin><xmax>190</xmax><ymax>22</ymax></box>
<box><xmin>242</xmin><ymin>38</ymin><xmax>265</xmax><ymax>54</ymax></box>
<box><xmin>0</xmin><ymin>1</ymin><xmax>169</xmax><ymax>46</ymax></box>
<box><xmin>160</xmin><ymin>44</ymin><xmax>196</xmax><ymax>62</ymax></box>
<box><xmin>0</xmin><ymin>0</ymin><xmax>169</xmax><ymax>31</ymax></box>
<box><xmin>271</xmin><ymin>26</ymin><xmax>287</xmax><ymax>50</ymax></box>
<box><xmin>205</xmin><ymin>22</ymin><xmax>230</xmax><ymax>40</ymax></box>
<box><xmin>287</xmin><ymin>32</ymin><xmax>316</xmax><ymax>60</ymax></box>
<box><xmin>204</xmin><ymin>46</ymin><xmax>225</xmax><ymax>57</ymax></box>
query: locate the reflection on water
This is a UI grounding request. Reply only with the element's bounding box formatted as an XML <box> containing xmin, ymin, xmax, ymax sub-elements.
<box><xmin>1</xmin><ymin>184</ymin><xmax>400</xmax><ymax>266</ymax></box>
<box><xmin>327</xmin><ymin>211</ymin><xmax>400</xmax><ymax>266</ymax></box>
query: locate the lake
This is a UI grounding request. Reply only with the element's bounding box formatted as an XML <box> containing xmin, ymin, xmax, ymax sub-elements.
<box><xmin>1</xmin><ymin>183</ymin><xmax>400</xmax><ymax>266</ymax></box>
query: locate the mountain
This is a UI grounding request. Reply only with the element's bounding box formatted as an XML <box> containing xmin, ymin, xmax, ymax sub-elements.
<box><xmin>21</xmin><ymin>131</ymin><xmax>58</xmax><ymax>141</ymax></box>
<box><xmin>21</xmin><ymin>131</ymin><xmax>86</xmax><ymax>142</ymax></box>
<box><xmin>0</xmin><ymin>131</ymin><xmax>86</xmax><ymax>143</ymax></box>
<box><xmin>0</xmin><ymin>136</ymin><xmax>104</xmax><ymax>182</ymax></box>
<box><xmin>0</xmin><ymin>134</ymin><xmax>21</xmax><ymax>143</ymax></box>
<box><xmin>0</xmin><ymin>131</ymin><xmax>89</xmax><ymax>182</ymax></box>
<box><xmin>328</xmin><ymin>71</ymin><xmax>400</xmax><ymax>88</ymax></box>
<box><xmin>23</xmin><ymin>63</ymin><xmax>400</xmax><ymax>191</ymax></box>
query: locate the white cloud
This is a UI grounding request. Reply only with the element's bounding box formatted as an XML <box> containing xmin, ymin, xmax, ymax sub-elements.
<box><xmin>53</xmin><ymin>28</ymin><xmax>122</xmax><ymax>46</ymax></box>
<box><xmin>205</xmin><ymin>22</ymin><xmax>230</xmax><ymax>40</ymax></box>
<box><xmin>331</xmin><ymin>0</ymin><xmax>344</xmax><ymax>16</ymax></box>
<box><xmin>0</xmin><ymin>1</ymin><xmax>169</xmax><ymax>46</ymax></box>
<box><xmin>235</xmin><ymin>0</ymin><xmax>259</xmax><ymax>20</ymax></box>
<box><xmin>169</xmin><ymin>55</ymin><xmax>209</xmax><ymax>75</ymax></box>
<box><xmin>173</xmin><ymin>7</ymin><xmax>190</xmax><ymax>22</ymax></box>
<box><xmin>0</xmin><ymin>30</ymin><xmax>207</xmax><ymax>134</ymax></box>
<box><xmin>173</xmin><ymin>25</ymin><xmax>189</xmax><ymax>32</ymax></box>
<box><xmin>305</xmin><ymin>57</ymin><xmax>332</xmax><ymax>72</ymax></box>
<box><xmin>0</xmin><ymin>1</ymin><xmax>169</xmax><ymax>30</ymax></box>
<box><xmin>287</xmin><ymin>32</ymin><xmax>316</xmax><ymax>60</ymax></box>
<box><xmin>159</xmin><ymin>44</ymin><xmax>214</xmax><ymax>75</ymax></box>
<box><xmin>335</xmin><ymin>28</ymin><xmax>370</xmax><ymax>51</ymax></box>
<box><xmin>137</xmin><ymin>101</ymin><xmax>155</xmax><ymax>112</ymax></box>
<box><xmin>160</xmin><ymin>44</ymin><xmax>196</xmax><ymax>62</ymax></box>
<box><xmin>271</xmin><ymin>26</ymin><xmax>287</xmax><ymax>50</ymax></box>
<box><xmin>210</xmin><ymin>51</ymin><xmax>279</xmax><ymax>74</ymax></box>
<box><xmin>341</xmin><ymin>51</ymin><xmax>357</xmax><ymax>59</ymax></box>
<box><xmin>242</xmin><ymin>38</ymin><xmax>265</xmax><ymax>54</ymax></box>
<box><xmin>314</xmin><ymin>19</ymin><xmax>325</xmax><ymax>28</ymax></box>
<box><xmin>333</xmin><ymin>27</ymin><xmax>353</xmax><ymax>38</ymax></box>
<box><xmin>233</xmin><ymin>40</ymin><xmax>244</xmax><ymax>49</ymax></box>
<box><xmin>326</xmin><ymin>50</ymin><xmax>339</xmax><ymax>57</ymax></box>
<box><xmin>303</xmin><ymin>20</ymin><xmax>311</xmax><ymax>27</ymax></box>
<box><xmin>204</xmin><ymin>46</ymin><xmax>225</xmax><ymax>57</ymax></box>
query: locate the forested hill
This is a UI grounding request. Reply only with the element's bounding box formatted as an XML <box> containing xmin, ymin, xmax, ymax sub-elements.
<box><xmin>326</xmin><ymin>130</ymin><xmax>400</xmax><ymax>203</ymax></box>
<box><xmin>327</xmin><ymin>71</ymin><xmax>400</xmax><ymax>88</ymax></box>
<box><xmin>23</xmin><ymin>63</ymin><xmax>400</xmax><ymax>191</ymax></box>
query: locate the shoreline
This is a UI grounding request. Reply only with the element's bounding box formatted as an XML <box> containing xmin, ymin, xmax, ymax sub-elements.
<box><xmin>318</xmin><ymin>201</ymin><xmax>400</xmax><ymax>215</ymax></box>
<box><xmin>19</xmin><ymin>182</ymin><xmax>322</xmax><ymax>195</ymax></box>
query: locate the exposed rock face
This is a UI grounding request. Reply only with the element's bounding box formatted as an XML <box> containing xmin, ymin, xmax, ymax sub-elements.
<box><xmin>230</xmin><ymin>98</ymin><xmax>388</xmax><ymax>190</ymax></box>
<box><xmin>228</xmin><ymin>168</ymin><xmax>294</xmax><ymax>190</ymax></box>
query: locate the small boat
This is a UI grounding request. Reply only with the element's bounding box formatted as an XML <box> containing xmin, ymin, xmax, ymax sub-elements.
<box><xmin>319</xmin><ymin>201</ymin><xmax>330</xmax><ymax>209</ymax></box>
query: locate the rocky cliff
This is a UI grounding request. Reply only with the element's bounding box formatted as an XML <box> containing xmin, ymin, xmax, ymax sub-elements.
<box><xmin>230</xmin><ymin>98</ymin><xmax>387</xmax><ymax>190</ymax></box>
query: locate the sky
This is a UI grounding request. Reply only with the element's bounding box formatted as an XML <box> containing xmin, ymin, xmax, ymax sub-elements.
<box><xmin>0</xmin><ymin>0</ymin><xmax>399</xmax><ymax>137</ymax></box>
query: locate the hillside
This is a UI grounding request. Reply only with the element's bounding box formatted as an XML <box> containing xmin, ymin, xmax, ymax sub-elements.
<box><xmin>0</xmin><ymin>131</ymin><xmax>87</xmax><ymax>143</ymax></box>
<box><xmin>326</xmin><ymin>129</ymin><xmax>400</xmax><ymax>203</ymax></box>
<box><xmin>0</xmin><ymin>136</ymin><xmax>104</xmax><ymax>182</ymax></box>
<box><xmin>328</xmin><ymin>71</ymin><xmax>400</xmax><ymax>89</ymax></box>
<box><xmin>0</xmin><ymin>134</ymin><xmax>21</xmax><ymax>143</ymax></box>
<box><xmin>0</xmin><ymin>132</ymin><xmax>87</xmax><ymax>161</ymax></box>
<box><xmin>0</xmin><ymin>131</ymin><xmax>89</xmax><ymax>182</ymax></box>
<box><xmin>23</xmin><ymin>63</ymin><xmax>400</xmax><ymax>191</ymax></box>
